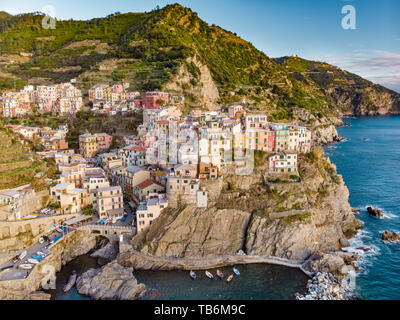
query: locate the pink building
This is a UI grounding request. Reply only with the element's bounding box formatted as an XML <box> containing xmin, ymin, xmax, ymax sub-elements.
<box><xmin>96</xmin><ymin>186</ymin><xmax>124</xmax><ymax>220</ymax></box>
<box><xmin>174</xmin><ymin>164</ymin><xmax>198</xmax><ymax>179</ymax></box>
<box><xmin>228</xmin><ymin>105</ymin><xmax>244</xmax><ymax>118</ymax></box>
<box><xmin>97</xmin><ymin>133</ymin><xmax>113</xmax><ymax>150</ymax></box>
<box><xmin>136</xmin><ymin>91</ymin><xmax>170</xmax><ymax>109</ymax></box>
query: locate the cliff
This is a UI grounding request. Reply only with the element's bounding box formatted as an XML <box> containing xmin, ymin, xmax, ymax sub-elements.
<box><xmin>127</xmin><ymin>148</ymin><xmax>362</xmax><ymax>272</ymax></box>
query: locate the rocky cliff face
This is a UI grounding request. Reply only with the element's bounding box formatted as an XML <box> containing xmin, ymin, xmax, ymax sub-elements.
<box><xmin>165</xmin><ymin>55</ymin><xmax>220</xmax><ymax>110</ymax></box>
<box><xmin>326</xmin><ymin>86</ymin><xmax>400</xmax><ymax>116</ymax></box>
<box><xmin>132</xmin><ymin>207</ymin><xmax>251</xmax><ymax>257</ymax></box>
<box><xmin>128</xmin><ymin>148</ymin><xmax>362</xmax><ymax>265</ymax></box>
<box><xmin>312</xmin><ymin>125</ymin><xmax>343</xmax><ymax>145</ymax></box>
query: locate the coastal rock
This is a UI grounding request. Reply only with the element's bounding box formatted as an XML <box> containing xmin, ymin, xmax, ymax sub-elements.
<box><xmin>90</xmin><ymin>242</ymin><xmax>118</xmax><ymax>262</ymax></box>
<box><xmin>304</xmin><ymin>253</ymin><xmax>349</xmax><ymax>279</ymax></box>
<box><xmin>367</xmin><ymin>207</ymin><xmax>383</xmax><ymax>217</ymax></box>
<box><xmin>76</xmin><ymin>261</ymin><xmax>146</xmax><ymax>300</ymax></box>
<box><xmin>351</xmin><ymin>208</ymin><xmax>360</xmax><ymax>214</ymax></box>
<box><xmin>296</xmin><ymin>272</ymin><xmax>357</xmax><ymax>300</ymax></box>
<box><xmin>382</xmin><ymin>230</ymin><xmax>400</xmax><ymax>242</ymax></box>
<box><xmin>312</xmin><ymin>125</ymin><xmax>343</xmax><ymax>145</ymax></box>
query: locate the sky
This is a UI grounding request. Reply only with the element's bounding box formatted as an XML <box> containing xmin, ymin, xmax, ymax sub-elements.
<box><xmin>1</xmin><ymin>0</ymin><xmax>400</xmax><ymax>92</ymax></box>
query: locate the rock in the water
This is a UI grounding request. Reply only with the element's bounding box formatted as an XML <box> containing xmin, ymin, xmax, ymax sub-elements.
<box><xmin>382</xmin><ymin>230</ymin><xmax>400</xmax><ymax>242</ymax></box>
<box><xmin>76</xmin><ymin>261</ymin><xmax>146</xmax><ymax>300</ymax></box>
<box><xmin>367</xmin><ymin>207</ymin><xmax>383</xmax><ymax>217</ymax></box>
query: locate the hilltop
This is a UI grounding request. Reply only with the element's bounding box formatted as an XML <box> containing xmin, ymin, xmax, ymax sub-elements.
<box><xmin>0</xmin><ymin>3</ymin><xmax>399</xmax><ymax>120</ymax></box>
<box><xmin>0</xmin><ymin>11</ymin><xmax>11</xmax><ymax>20</ymax></box>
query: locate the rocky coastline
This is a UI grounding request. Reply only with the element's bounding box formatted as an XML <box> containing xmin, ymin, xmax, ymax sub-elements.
<box><xmin>296</xmin><ymin>272</ymin><xmax>358</xmax><ymax>300</ymax></box>
<box><xmin>76</xmin><ymin>261</ymin><xmax>147</xmax><ymax>300</ymax></box>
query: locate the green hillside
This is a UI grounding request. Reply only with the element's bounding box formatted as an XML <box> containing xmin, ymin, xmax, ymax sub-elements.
<box><xmin>0</xmin><ymin>4</ymin><xmax>398</xmax><ymax>119</ymax></box>
<box><xmin>0</xmin><ymin>127</ymin><xmax>57</xmax><ymax>190</ymax></box>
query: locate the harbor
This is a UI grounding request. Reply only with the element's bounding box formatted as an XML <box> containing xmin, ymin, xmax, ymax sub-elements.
<box><xmin>50</xmin><ymin>259</ymin><xmax>309</xmax><ymax>300</ymax></box>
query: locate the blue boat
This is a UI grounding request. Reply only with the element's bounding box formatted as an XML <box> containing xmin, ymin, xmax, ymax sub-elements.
<box><xmin>31</xmin><ymin>254</ymin><xmax>43</xmax><ymax>261</ymax></box>
<box><xmin>233</xmin><ymin>267</ymin><xmax>240</xmax><ymax>276</ymax></box>
<box><xmin>52</xmin><ymin>235</ymin><xmax>63</xmax><ymax>243</ymax></box>
<box><xmin>189</xmin><ymin>270</ymin><xmax>196</xmax><ymax>280</ymax></box>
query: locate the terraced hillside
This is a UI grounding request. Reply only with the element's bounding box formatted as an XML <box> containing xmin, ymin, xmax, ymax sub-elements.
<box><xmin>0</xmin><ymin>129</ymin><xmax>56</xmax><ymax>190</ymax></box>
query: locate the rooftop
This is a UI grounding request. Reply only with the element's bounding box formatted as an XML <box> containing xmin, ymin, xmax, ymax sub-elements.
<box><xmin>136</xmin><ymin>179</ymin><xmax>163</xmax><ymax>190</ymax></box>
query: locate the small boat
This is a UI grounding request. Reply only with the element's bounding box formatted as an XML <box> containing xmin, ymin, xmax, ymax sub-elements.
<box><xmin>227</xmin><ymin>275</ymin><xmax>234</xmax><ymax>283</ymax></box>
<box><xmin>233</xmin><ymin>267</ymin><xmax>240</xmax><ymax>276</ymax></box>
<box><xmin>205</xmin><ymin>271</ymin><xmax>214</xmax><ymax>279</ymax></box>
<box><xmin>189</xmin><ymin>270</ymin><xmax>196</xmax><ymax>280</ymax></box>
<box><xmin>63</xmin><ymin>270</ymin><xmax>77</xmax><ymax>293</ymax></box>
<box><xmin>19</xmin><ymin>264</ymin><xmax>33</xmax><ymax>270</ymax></box>
<box><xmin>27</xmin><ymin>258</ymin><xmax>39</xmax><ymax>265</ymax></box>
<box><xmin>18</xmin><ymin>250</ymin><xmax>27</xmax><ymax>261</ymax></box>
<box><xmin>363</xmin><ymin>138</ymin><xmax>369</xmax><ymax>141</ymax></box>
<box><xmin>216</xmin><ymin>269</ymin><xmax>224</xmax><ymax>279</ymax></box>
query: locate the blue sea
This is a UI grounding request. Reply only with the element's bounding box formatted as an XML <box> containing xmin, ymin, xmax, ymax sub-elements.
<box><xmin>324</xmin><ymin>116</ymin><xmax>400</xmax><ymax>300</ymax></box>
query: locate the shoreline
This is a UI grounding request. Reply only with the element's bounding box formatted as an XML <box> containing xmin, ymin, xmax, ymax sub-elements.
<box><xmin>118</xmin><ymin>249</ymin><xmax>314</xmax><ymax>277</ymax></box>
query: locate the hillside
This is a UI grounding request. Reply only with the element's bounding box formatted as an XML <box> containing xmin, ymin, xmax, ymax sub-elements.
<box><xmin>0</xmin><ymin>4</ymin><xmax>399</xmax><ymax>120</ymax></box>
<box><xmin>0</xmin><ymin>11</ymin><xmax>11</xmax><ymax>20</ymax></box>
<box><xmin>0</xmin><ymin>127</ymin><xmax>57</xmax><ymax>190</ymax></box>
<box><xmin>275</xmin><ymin>56</ymin><xmax>400</xmax><ymax>116</ymax></box>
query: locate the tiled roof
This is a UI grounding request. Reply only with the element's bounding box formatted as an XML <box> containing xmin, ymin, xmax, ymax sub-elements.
<box><xmin>136</xmin><ymin>179</ymin><xmax>163</xmax><ymax>190</ymax></box>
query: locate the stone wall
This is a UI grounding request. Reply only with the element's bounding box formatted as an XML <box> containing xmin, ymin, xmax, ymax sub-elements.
<box><xmin>0</xmin><ymin>229</ymin><xmax>98</xmax><ymax>300</ymax></box>
<box><xmin>0</xmin><ymin>213</ymin><xmax>79</xmax><ymax>253</ymax></box>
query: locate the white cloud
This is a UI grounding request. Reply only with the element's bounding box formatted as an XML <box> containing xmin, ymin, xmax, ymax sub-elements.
<box><xmin>312</xmin><ymin>50</ymin><xmax>400</xmax><ymax>93</ymax></box>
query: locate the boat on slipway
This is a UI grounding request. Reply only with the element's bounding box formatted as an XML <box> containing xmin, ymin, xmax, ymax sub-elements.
<box><xmin>189</xmin><ymin>270</ymin><xmax>197</xmax><ymax>280</ymax></box>
<box><xmin>233</xmin><ymin>267</ymin><xmax>240</xmax><ymax>276</ymax></box>
<box><xmin>19</xmin><ymin>264</ymin><xmax>33</xmax><ymax>270</ymax></box>
<box><xmin>205</xmin><ymin>271</ymin><xmax>214</xmax><ymax>279</ymax></box>
<box><xmin>216</xmin><ymin>270</ymin><xmax>224</xmax><ymax>279</ymax></box>
<box><xmin>27</xmin><ymin>258</ymin><xmax>40</xmax><ymax>265</ymax></box>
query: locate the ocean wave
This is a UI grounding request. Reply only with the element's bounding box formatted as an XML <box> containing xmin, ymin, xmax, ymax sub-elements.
<box><xmin>344</xmin><ymin>229</ymin><xmax>380</xmax><ymax>257</ymax></box>
<box><xmin>382</xmin><ymin>212</ymin><xmax>398</xmax><ymax>220</ymax></box>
